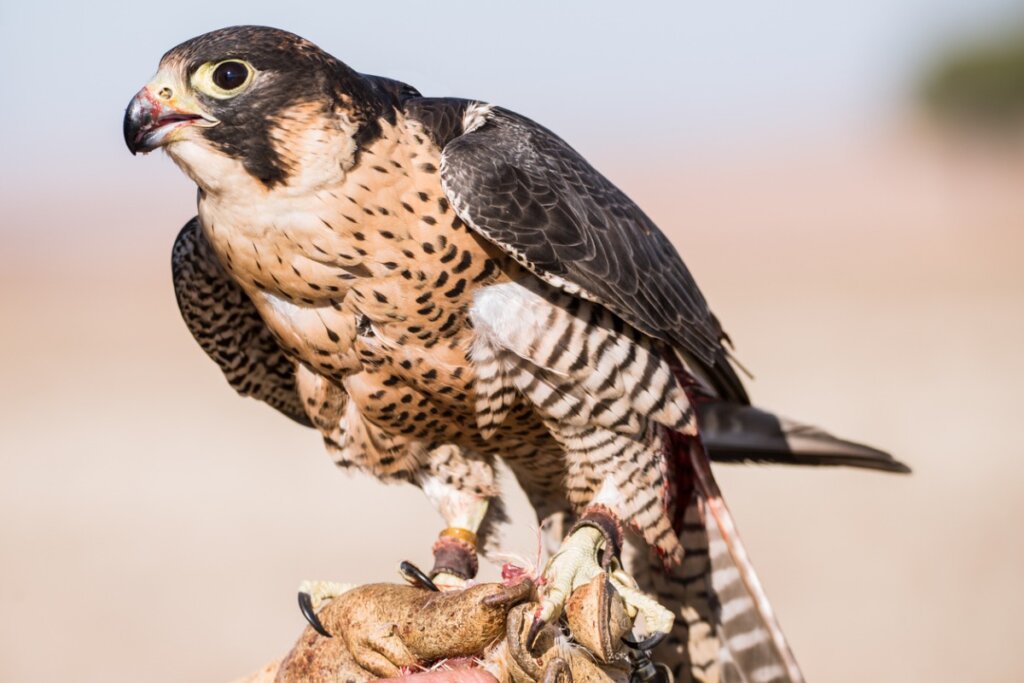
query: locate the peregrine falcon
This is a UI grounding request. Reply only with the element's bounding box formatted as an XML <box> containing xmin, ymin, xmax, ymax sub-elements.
<box><xmin>125</xmin><ymin>26</ymin><xmax>907</xmax><ymax>683</ymax></box>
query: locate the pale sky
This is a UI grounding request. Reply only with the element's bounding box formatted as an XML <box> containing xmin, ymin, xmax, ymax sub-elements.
<box><xmin>0</xmin><ymin>0</ymin><xmax>1020</xmax><ymax>197</ymax></box>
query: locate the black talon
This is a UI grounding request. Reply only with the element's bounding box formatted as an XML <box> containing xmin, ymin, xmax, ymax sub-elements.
<box><xmin>399</xmin><ymin>560</ymin><xmax>440</xmax><ymax>592</ymax></box>
<box><xmin>626</xmin><ymin>646</ymin><xmax>670</xmax><ymax>683</ymax></box>
<box><xmin>622</xmin><ymin>631</ymin><xmax>668</xmax><ymax>652</ymax></box>
<box><xmin>298</xmin><ymin>591</ymin><xmax>332</xmax><ymax>637</ymax></box>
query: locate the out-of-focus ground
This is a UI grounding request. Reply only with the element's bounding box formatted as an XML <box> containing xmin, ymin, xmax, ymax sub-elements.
<box><xmin>2</xmin><ymin>117</ymin><xmax>1022</xmax><ymax>683</ymax></box>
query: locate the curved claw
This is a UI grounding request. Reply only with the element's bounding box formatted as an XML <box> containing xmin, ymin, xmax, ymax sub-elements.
<box><xmin>298</xmin><ymin>591</ymin><xmax>332</xmax><ymax>637</ymax></box>
<box><xmin>626</xmin><ymin>649</ymin><xmax>665</xmax><ymax>683</ymax></box>
<box><xmin>399</xmin><ymin>560</ymin><xmax>440</xmax><ymax>592</ymax></box>
<box><xmin>622</xmin><ymin>631</ymin><xmax>668</xmax><ymax>652</ymax></box>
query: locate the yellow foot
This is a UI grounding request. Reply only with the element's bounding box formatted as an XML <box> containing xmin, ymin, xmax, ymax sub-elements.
<box><xmin>535</xmin><ymin>526</ymin><xmax>673</xmax><ymax>647</ymax></box>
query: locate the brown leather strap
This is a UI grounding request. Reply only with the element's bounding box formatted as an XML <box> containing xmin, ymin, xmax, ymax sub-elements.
<box><xmin>430</xmin><ymin>535</ymin><xmax>479</xmax><ymax>580</ymax></box>
<box><xmin>569</xmin><ymin>505</ymin><xmax>624</xmax><ymax>567</ymax></box>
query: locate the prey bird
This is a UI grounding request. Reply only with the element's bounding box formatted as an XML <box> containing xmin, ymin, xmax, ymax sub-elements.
<box><xmin>124</xmin><ymin>26</ymin><xmax>908</xmax><ymax>683</ymax></box>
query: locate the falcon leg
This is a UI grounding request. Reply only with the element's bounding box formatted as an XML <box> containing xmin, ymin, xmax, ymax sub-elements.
<box><xmin>418</xmin><ymin>446</ymin><xmax>498</xmax><ymax>589</ymax></box>
<box><xmin>421</xmin><ymin>479</ymin><xmax>490</xmax><ymax>589</ymax></box>
<box><xmin>532</xmin><ymin>506</ymin><xmax>673</xmax><ymax>647</ymax></box>
<box><xmin>431</xmin><ymin>525</ymin><xmax>481</xmax><ymax>589</ymax></box>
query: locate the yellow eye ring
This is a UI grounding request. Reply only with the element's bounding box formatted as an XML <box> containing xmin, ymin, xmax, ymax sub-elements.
<box><xmin>192</xmin><ymin>59</ymin><xmax>256</xmax><ymax>98</ymax></box>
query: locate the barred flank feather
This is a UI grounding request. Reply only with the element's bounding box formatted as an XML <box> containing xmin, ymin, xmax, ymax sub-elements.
<box><xmin>470</xmin><ymin>279</ymin><xmax>695</xmax><ymax>439</ymax></box>
<box><xmin>470</xmin><ymin>278</ymin><xmax>695</xmax><ymax>559</ymax></box>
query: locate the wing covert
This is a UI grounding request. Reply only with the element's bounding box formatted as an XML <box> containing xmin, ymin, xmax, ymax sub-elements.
<box><xmin>439</xmin><ymin>105</ymin><xmax>724</xmax><ymax>366</ymax></box>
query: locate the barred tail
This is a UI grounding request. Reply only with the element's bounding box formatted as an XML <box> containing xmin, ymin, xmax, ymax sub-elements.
<box><xmin>627</xmin><ymin>434</ymin><xmax>804</xmax><ymax>683</ymax></box>
<box><xmin>690</xmin><ymin>437</ymin><xmax>804</xmax><ymax>683</ymax></box>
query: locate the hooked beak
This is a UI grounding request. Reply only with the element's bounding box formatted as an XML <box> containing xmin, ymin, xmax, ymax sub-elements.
<box><xmin>123</xmin><ymin>84</ymin><xmax>215</xmax><ymax>155</ymax></box>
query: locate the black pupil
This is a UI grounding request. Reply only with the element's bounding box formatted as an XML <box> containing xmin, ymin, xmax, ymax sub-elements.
<box><xmin>213</xmin><ymin>61</ymin><xmax>248</xmax><ymax>90</ymax></box>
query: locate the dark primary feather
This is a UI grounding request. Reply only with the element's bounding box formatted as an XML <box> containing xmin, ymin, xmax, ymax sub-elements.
<box><xmin>171</xmin><ymin>218</ymin><xmax>312</xmax><ymax>427</ymax></box>
<box><xmin>437</xmin><ymin>104</ymin><xmax>726</xmax><ymax>366</ymax></box>
<box><xmin>697</xmin><ymin>401</ymin><xmax>911</xmax><ymax>473</ymax></box>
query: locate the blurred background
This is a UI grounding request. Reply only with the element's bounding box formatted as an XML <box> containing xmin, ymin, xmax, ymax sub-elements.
<box><xmin>2</xmin><ymin>1</ymin><xmax>1023</xmax><ymax>681</ymax></box>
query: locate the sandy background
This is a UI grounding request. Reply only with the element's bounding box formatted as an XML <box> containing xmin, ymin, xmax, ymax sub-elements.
<box><xmin>2</xmin><ymin>3</ymin><xmax>1024</xmax><ymax>682</ymax></box>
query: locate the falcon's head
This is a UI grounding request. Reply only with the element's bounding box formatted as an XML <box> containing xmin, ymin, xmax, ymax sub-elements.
<box><xmin>124</xmin><ymin>26</ymin><xmax>405</xmax><ymax>192</ymax></box>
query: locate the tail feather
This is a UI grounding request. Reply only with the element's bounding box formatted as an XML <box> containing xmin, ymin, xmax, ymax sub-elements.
<box><xmin>690</xmin><ymin>440</ymin><xmax>804</xmax><ymax>683</ymax></box>
<box><xmin>625</xmin><ymin>512</ymin><xmax>720</xmax><ymax>683</ymax></box>
<box><xmin>697</xmin><ymin>401</ymin><xmax>910</xmax><ymax>473</ymax></box>
<box><xmin>629</xmin><ymin>432</ymin><xmax>804</xmax><ymax>683</ymax></box>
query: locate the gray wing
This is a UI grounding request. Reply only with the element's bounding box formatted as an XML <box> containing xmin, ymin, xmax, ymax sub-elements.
<box><xmin>172</xmin><ymin>218</ymin><xmax>312</xmax><ymax>427</ymax></box>
<box><xmin>438</xmin><ymin>105</ymin><xmax>728</xmax><ymax>369</ymax></box>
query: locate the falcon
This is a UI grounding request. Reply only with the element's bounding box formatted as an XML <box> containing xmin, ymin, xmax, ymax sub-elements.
<box><xmin>124</xmin><ymin>26</ymin><xmax>907</xmax><ymax>683</ymax></box>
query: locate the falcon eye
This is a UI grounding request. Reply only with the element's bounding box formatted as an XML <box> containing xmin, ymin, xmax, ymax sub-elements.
<box><xmin>212</xmin><ymin>61</ymin><xmax>249</xmax><ymax>90</ymax></box>
<box><xmin>193</xmin><ymin>59</ymin><xmax>256</xmax><ymax>98</ymax></box>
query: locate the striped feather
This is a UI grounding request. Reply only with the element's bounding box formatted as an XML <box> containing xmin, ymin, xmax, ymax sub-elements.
<box><xmin>469</xmin><ymin>279</ymin><xmax>695</xmax><ymax>439</ymax></box>
<box><xmin>625</xmin><ymin>505</ymin><xmax>721</xmax><ymax>683</ymax></box>
<box><xmin>469</xmin><ymin>338</ymin><xmax>516</xmax><ymax>440</ymax></box>
<box><xmin>626</xmin><ymin>434</ymin><xmax>804</xmax><ymax>683</ymax></box>
<box><xmin>469</xmin><ymin>275</ymin><xmax>803</xmax><ymax>682</ymax></box>
<box><xmin>469</xmin><ymin>278</ymin><xmax>694</xmax><ymax>560</ymax></box>
<box><xmin>689</xmin><ymin>438</ymin><xmax>804</xmax><ymax>683</ymax></box>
